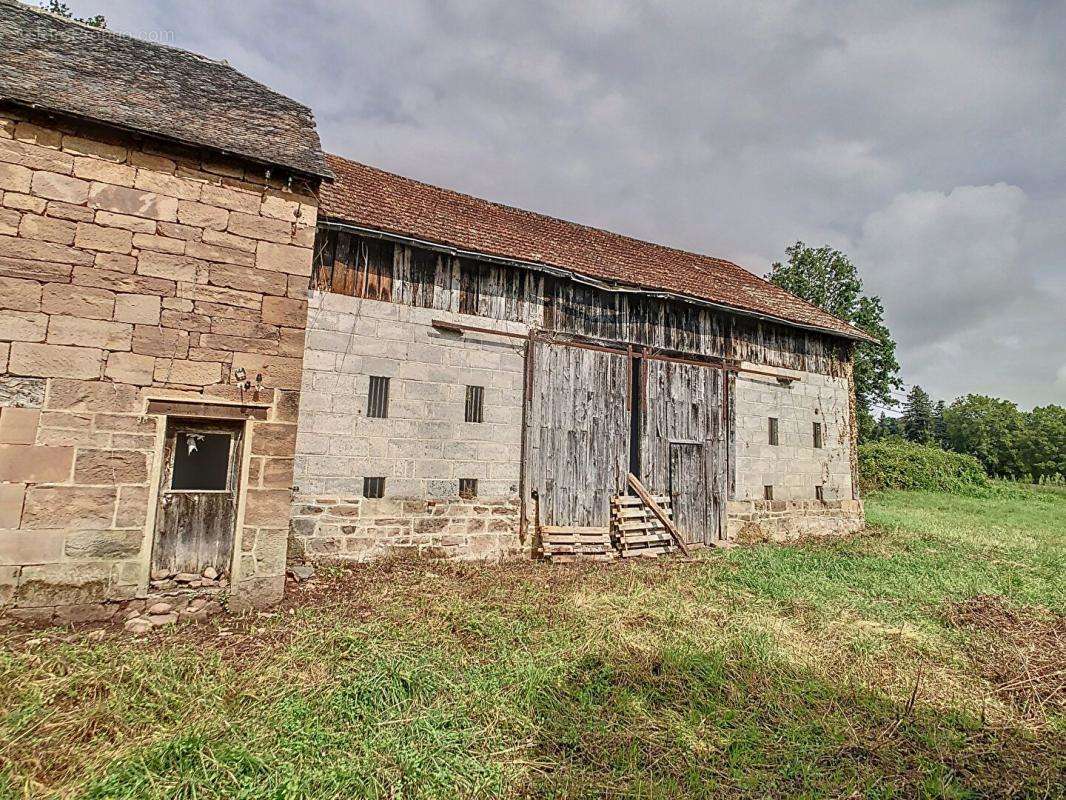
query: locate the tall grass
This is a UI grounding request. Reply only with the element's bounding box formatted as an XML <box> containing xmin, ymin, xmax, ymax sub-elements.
<box><xmin>1</xmin><ymin>488</ymin><xmax>1063</xmax><ymax>799</ymax></box>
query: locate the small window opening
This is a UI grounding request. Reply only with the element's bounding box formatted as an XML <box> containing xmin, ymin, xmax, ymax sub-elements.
<box><xmin>459</xmin><ymin>478</ymin><xmax>478</xmax><ymax>499</ymax></box>
<box><xmin>816</xmin><ymin>485</ymin><xmax>825</xmax><ymax>501</ymax></box>
<box><xmin>768</xmin><ymin>417</ymin><xmax>779</xmax><ymax>446</ymax></box>
<box><xmin>172</xmin><ymin>432</ymin><xmax>231</xmax><ymax>490</ymax></box>
<box><xmin>363</xmin><ymin>477</ymin><xmax>385</xmax><ymax>498</ymax></box>
<box><xmin>367</xmin><ymin>376</ymin><xmax>390</xmax><ymax>418</ymax></box>
<box><xmin>465</xmin><ymin>385</ymin><xmax>484</xmax><ymax>423</ymax></box>
<box><xmin>764</xmin><ymin>485</ymin><xmax>774</xmax><ymax>501</ymax></box>
<box><xmin>813</xmin><ymin>421</ymin><xmax>823</xmax><ymax>449</ymax></box>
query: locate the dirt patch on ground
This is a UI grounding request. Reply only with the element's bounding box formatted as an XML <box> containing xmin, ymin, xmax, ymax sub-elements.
<box><xmin>946</xmin><ymin>594</ymin><xmax>1065</xmax><ymax>719</ymax></box>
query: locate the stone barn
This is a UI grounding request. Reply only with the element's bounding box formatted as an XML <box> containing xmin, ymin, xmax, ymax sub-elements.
<box><xmin>0</xmin><ymin>3</ymin><xmax>870</xmax><ymax>622</ymax></box>
<box><xmin>0</xmin><ymin>2</ymin><xmax>328</xmax><ymax>621</ymax></box>
<box><xmin>288</xmin><ymin>156</ymin><xmax>870</xmax><ymax>562</ymax></box>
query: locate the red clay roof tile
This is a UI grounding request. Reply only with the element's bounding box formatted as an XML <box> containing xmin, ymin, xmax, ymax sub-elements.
<box><xmin>320</xmin><ymin>153</ymin><xmax>872</xmax><ymax>341</ymax></box>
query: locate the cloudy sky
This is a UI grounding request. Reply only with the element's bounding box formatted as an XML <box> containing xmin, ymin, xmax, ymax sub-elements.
<box><xmin>71</xmin><ymin>1</ymin><xmax>1066</xmax><ymax>410</ymax></box>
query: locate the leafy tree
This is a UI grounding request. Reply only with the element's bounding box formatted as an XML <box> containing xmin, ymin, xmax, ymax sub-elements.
<box><xmin>902</xmin><ymin>385</ymin><xmax>935</xmax><ymax>444</ymax></box>
<box><xmin>767</xmin><ymin>242</ymin><xmax>902</xmax><ymax>441</ymax></box>
<box><xmin>1020</xmin><ymin>405</ymin><xmax>1066</xmax><ymax>482</ymax></box>
<box><xmin>933</xmin><ymin>400</ymin><xmax>948</xmax><ymax>448</ymax></box>
<box><xmin>942</xmin><ymin>395</ymin><xmax>1027</xmax><ymax>478</ymax></box>
<box><xmin>38</xmin><ymin>1</ymin><xmax>106</xmax><ymax>27</ymax></box>
<box><xmin>872</xmin><ymin>412</ymin><xmax>903</xmax><ymax>441</ymax></box>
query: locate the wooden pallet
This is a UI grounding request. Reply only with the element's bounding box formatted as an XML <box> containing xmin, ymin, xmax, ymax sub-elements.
<box><xmin>541</xmin><ymin>526</ymin><xmax>616</xmax><ymax>563</ymax></box>
<box><xmin>610</xmin><ymin>494</ymin><xmax>674</xmax><ymax>558</ymax></box>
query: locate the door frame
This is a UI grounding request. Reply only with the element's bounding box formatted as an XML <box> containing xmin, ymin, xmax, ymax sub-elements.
<box><xmin>136</xmin><ymin>397</ymin><xmax>267</xmax><ymax>597</ymax></box>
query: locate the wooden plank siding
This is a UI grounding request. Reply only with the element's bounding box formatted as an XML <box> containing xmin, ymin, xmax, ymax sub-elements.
<box><xmin>312</xmin><ymin>225</ymin><xmax>852</xmax><ymax>376</ymax></box>
<box><xmin>525</xmin><ymin>339</ymin><xmax>631</xmax><ymax>527</ymax></box>
<box><xmin>640</xmin><ymin>359</ymin><xmax>726</xmax><ymax>544</ymax></box>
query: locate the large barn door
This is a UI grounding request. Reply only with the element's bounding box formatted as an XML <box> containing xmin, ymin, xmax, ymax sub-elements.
<box><xmin>641</xmin><ymin>359</ymin><xmax>725</xmax><ymax>544</ymax></box>
<box><xmin>526</xmin><ymin>339</ymin><xmax>630</xmax><ymax>527</ymax></box>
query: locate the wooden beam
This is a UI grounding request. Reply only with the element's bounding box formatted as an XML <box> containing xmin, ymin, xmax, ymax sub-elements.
<box><xmin>626</xmin><ymin>472</ymin><xmax>691</xmax><ymax>557</ymax></box>
<box><xmin>431</xmin><ymin>319</ymin><xmax>529</xmax><ymax>340</ymax></box>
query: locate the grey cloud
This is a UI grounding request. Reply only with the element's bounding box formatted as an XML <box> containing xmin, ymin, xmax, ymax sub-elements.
<box><xmin>74</xmin><ymin>0</ymin><xmax>1066</xmax><ymax>408</ymax></box>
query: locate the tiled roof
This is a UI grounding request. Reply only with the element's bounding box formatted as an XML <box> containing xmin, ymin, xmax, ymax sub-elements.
<box><xmin>320</xmin><ymin>154</ymin><xmax>873</xmax><ymax>341</ymax></box>
<box><xmin>0</xmin><ymin>0</ymin><xmax>331</xmax><ymax>179</ymax></box>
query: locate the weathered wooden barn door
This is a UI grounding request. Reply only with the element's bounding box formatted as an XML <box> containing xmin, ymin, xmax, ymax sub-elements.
<box><xmin>641</xmin><ymin>359</ymin><xmax>725</xmax><ymax>544</ymax></box>
<box><xmin>668</xmin><ymin>442</ymin><xmax>709</xmax><ymax>546</ymax></box>
<box><xmin>151</xmin><ymin>419</ymin><xmax>243</xmax><ymax>576</ymax></box>
<box><xmin>526</xmin><ymin>339</ymin><xmax>630</xmax><ymax>527</ymax></box>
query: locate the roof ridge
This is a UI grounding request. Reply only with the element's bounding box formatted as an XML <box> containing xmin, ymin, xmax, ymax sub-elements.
<box><xmin>11</xmin><ymin>0</ymin><xmax>316</xmax><ymax>113</ymax></box>
<box><xmin>324</xmin><ymin>153</ymin><xmax>863</xmax><ymax>337</ymax></box>
<box><xmin>9</xmin><ymin>0</ymin><xmax>224</xmax><ymax>65</ymax></box>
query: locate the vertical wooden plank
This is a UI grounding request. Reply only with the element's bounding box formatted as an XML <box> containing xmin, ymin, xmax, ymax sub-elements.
<box><xmin>332</xmin><ymin>232</ymin><xmax>351</xmax><ymax>296</ymax></box>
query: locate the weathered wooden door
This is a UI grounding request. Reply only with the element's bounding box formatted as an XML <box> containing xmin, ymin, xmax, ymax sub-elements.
<box><xmin>669</xmin><ymin>442</ymin><xmax>709</xmax><ymax>546</ymax></box>
<box><xmin>526</xmin><ymin>339</ymin><xmax>631</xmax><ymax>527</ymax></box>
<box><xmin>641</xmin><ymin>359</ymin><xmax>725</xmax><ymax>544</ymax></box>
<box><xmin>151</xmin><ymin>419</ymin><xmax>243</xmax><ymax>576</ymax></box>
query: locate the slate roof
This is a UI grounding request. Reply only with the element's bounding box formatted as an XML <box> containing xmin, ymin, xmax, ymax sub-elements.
<box><xmin>0</xmin><ymin>0</ymin><xmax>331</xmax><ymax>179</ymax></box>
<box><xmin>321</xmin><ymin>154</ymin><xmax>873</xmax><ymax>342</ymax></box>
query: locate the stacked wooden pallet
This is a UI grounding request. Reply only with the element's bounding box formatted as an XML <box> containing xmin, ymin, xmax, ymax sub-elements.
<box><xmin>610</xmin><ymin>494</ymin><xmax>675</xmax><ymax>558</ymax></box>
<box><xmin>540</xmin><ymin>526</ymin><xmax>617</xmax><ymax>563</ymax></box>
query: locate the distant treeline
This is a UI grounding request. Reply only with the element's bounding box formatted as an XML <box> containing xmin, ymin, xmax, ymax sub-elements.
<box><xmin>871</xmin><ymin>389</ymin><xmax>1066</xmax><ymax>484</ymax></box>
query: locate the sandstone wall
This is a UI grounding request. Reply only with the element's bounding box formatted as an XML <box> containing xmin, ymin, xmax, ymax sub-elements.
<box><xmin>291</xmin><ymin>293</ymin><xmax>526</xmax><ymax>561</ymax></box>
<box><xmin>0</xmin><ymin>109</ymin><xmax>318</xmax><ymax>622</ymax></box>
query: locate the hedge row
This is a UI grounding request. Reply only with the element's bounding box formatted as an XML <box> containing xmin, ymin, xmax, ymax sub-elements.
<box><xmin>858</xmin><ymin>440</ymin><xmax>989</xmax><ymax>494</ymax></box>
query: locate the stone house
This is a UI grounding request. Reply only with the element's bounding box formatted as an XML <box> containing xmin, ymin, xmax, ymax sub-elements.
<box><xmin>0</xmin><ymin>2</ymin><xmax>871</xmax><ymax>621</ymax></box>
<box><xmin>0</xmin><ymin>2</ymin><xmax>329</xmax><ymax>622</ymax></box>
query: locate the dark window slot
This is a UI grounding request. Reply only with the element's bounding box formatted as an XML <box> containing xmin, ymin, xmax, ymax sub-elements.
<box><xmin>764</xmin><ymin>485</ymin><xmax>774</xmax><ymax>501</ymax></box>
<box><xmin>815</xmin><ymin>485</ymin><xmax>825</xmax><ymax>501</ymax></box>
<box><xmin>367</xmin><ymin>376</ymin><xmax>390</xmax><ymax>418</ymax></box>
<box><xmin>813</xmin><ymin>421</ymin><xmax>823</xmax><ymax>449</ymax></box>
<box><xmin>363</xmin><ymin>477</ymin><xmax>385</xmax><ymax>499</ymax></box>
<box><xmin>465</xmin><ymin>385</ymin><xmax>484</xmax><ymax>423</ymax></box>
<box><xmin>768</xmin><ymin>417</ymin><xmax>779</xmax><ymax>446</ymax></box>
<box><xmin>458</xmin><ymin>478</ymin><xmax>478</xmax><ymax>499</ymax></box>
<box><xmin>171</xmin><ymin>432</ymin><xmax>231</xmax><ymax>490</ymax></box>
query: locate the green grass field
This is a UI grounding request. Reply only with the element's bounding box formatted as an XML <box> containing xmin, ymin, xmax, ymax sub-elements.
<box><xmin>2</xmin><ymin>488</ymin><xmax>1063</xmax><ymax>799</ymax></box>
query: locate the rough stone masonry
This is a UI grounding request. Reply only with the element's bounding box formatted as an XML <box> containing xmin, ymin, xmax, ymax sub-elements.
<box><xmin>0</xmin><ymin>108</ymin><xmax>319</xmax><ymax>623</ymax></box>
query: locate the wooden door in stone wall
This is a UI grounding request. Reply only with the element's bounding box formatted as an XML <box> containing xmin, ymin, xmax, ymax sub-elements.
<box><xmin>526</xmin><ymin>339</ymin><xmax>631</xmax><ymax>527</ymax></box>
<box><xmin>152</xmin><ymin>419</ymin><xmax>243</xmax><ymax>577</ymax></box>
<box><xmin>641</xmin><ymin>359</ymin><xmax>726</xmax><ymax>544</ymax></box>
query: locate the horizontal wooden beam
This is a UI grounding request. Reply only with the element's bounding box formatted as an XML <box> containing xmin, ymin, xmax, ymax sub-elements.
<box><xmin>431</xmin><ymin>319</ymin><xmax>529</xmax><ymax>340</ymax></box>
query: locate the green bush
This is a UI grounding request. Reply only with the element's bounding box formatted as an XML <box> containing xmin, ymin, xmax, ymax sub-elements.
<box><xmin>859</xmin><ymin>440</ymin><xmax>989</xmax><ymax>494</ymax></box>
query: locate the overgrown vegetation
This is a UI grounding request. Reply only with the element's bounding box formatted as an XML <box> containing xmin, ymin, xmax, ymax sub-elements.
<box><xmin>2</xmin><ymin>489</ymin><xmax>1063</xmax><ymax>799</ymax></box>
<box><xmin>874</xmin><ymin>390</ymin><xmax>1065</xmax><ymax>483</ymax></box>
<box><xmin>858</xmin><ymin>439</ymin><xmax>991</xmax><ymax>494</ymax></box>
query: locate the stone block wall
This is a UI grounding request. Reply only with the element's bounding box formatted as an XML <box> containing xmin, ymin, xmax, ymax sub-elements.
<box><xmin>0</xmin><ymin>108</ymin><xmax>318</xmax><ymax>621</ymax></box>
<box><xmin>728</xmin><ymin>368</ymin><xmax>861</xmax><ymax>540</ymax></box>
<box><xmin>292</xmin><ymin>293</ymin><xmax>527</xmax><ymax>560</ymax></box>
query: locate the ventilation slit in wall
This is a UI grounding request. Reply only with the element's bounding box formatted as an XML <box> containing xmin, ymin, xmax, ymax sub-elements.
<box><xmin>768</xmin><ymin>417</ymin><xmax>779</xmax><ymax>446</ymax></box>
<box><xmin>813</xmin><ymin>421</ymin><xmax>823</xmax><ymax>449</ymax></box>
<box><xmin>465</xmin><ymin>385</ymin><xmax>484</xmax><ymax>423</ymax></box>
<box><xmin>764</xmin><ymin>485</ymin><xmax>774</xmax><ymax>501</ymax></box>
<box><xmin>459</xmin><ymin>478</ymin><xmax>478</xmax><ymax>499</ymax></box>
<box><xmin>363</xmin><ymin>477</ymin><xmax>385</xmax><ymax>498</ymax></box>
<box><xmin>367</xmin><ymin>376</ymin><xmax>390</xmax><ymax>418</ymax></box>
<box><xmin>815</xmin><ymin>485</ymin><xmax>824</xmax><ymax>501</ymax></box>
